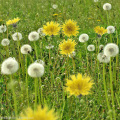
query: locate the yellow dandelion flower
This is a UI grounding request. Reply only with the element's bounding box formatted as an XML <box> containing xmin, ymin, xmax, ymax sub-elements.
<box><xmin>62</xmin><ymin>19</ymin><xmax>79</xmax><ymax>37</ymax></box>
<box><xmin>6</xmin><ymin>17</ymin><xmax>20</xmax><ymax>26</ymax></box>
<box><xmin>17</xmin><ymin>105</ymin><xmax>58</xmax><ymax>120</ymax></box>
<box><xmin>97</xmin><ymin>20</ymin><xmax>101</xmax><ymax>22</ymax></box>
<box><xmin>94</xmin><ymin>26</ymin><xmax>107</xmax><ymax>36</ymax></box>
<box><xmin>43</xmin><ymin>21</ymin><xmax>60</xmax><ymax>36</ymax></box>
<box><xmin>53</xmin><ymin>14</ymin><xmax>58</xmax><ymax>16</ymax></box>
<box><xmin>59</xmin><ymin>39</ymin><xmax>76</xmax><ymax>55</ymax></box>
<box><xmin>0</xmin><ymin>19</ymin><xmax>3</xmax><ymax>22</ymax></box>
<box><xmin>66</xmin><ymin>73</ymin><xmax>94</xmax><ymax>96</ymax></box>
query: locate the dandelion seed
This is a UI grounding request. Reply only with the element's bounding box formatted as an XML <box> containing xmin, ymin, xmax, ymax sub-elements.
<box><xmin>97</xmin><ymin>52</ymin><xmax>110</xmax><ymax>63</ymax></box>
<box><xmin>0</xmin><ymin>24</ymin><xmax>7</xmax><ymax>33</ymax></box>
<box><xmin>65</xmin><ymin>73</ymin><xmax>94</xmax><ymax>96</ymax></box>
<box><xmin>17</xmin><ymin>105</ymin><xmax>57</xmax><ymax>120</ymax></box>
<box><xmin>45</xmin><ymin>44</ymin><xmax>54</xmax><ymax>49</ymax></box>
<box><xmin>43</xmin><ymin>21</ymin><xmax>60</xmax><ymax>36</ymax></box>
<box><xmin>107</xmin><ymin>26</ymin><xmax>115</xmax><ymax>34</ymax></box>
<box><xmin>59</xmin><ymin>39</ymin><xmax>76</xmax><ymax>55</ymax></box>
<box><xmin>103</xmin><ymin>3</ymin><xmax>112</xmax><ymax>10</ymax></box>
<box><xmin>87</xmin><ymin>45</ymin><xmax>95</xmax><ymax>51</ymax></box>
<box><xmin>104</xmin><ymin>43</ymin><xmax>119</xmax><ymax>57</ymax></box>
<box><xmin>1</xmin><ymin>38</ymin><xmax>10</xmax><ymax>46</ymax></box>
<box><xmin>52</xmin><ymin>4</ymin><xmax>58</xmax><ymax>9</ymax></box>
<box><xmin>20</xmin><ymin>44</ymin><xmax>32</xmax><ymax>54</ymax></box>
<box><xmin>28</xmin><ymin>31</ymin><xmax>39</xmax><ymax>41</ymax></box>
<box><xmin>62</xmin><ymin>19</ymin><xmax>79</xmax><ymax>37</ymax></box>
<box><xmin>37</xmin><ymin>28</ymin><xmax>46</xmax><ymax>36</ymax></box>
<box><xmin>12</xmin><ymin>32</ymin><xmax>22</xmax><ymax>41</ymax></box>
<box><xmin>1</xmin><ymin>57</ymin><xmax>19</xmax><ymax>75</ymax></box>
<box><xmin>28</xmin><ymin>62</ymin><xmax>44</xmax><ymax>78</ymax></box>
<box><xmin>79</xmin><ymin>34</ymin><xmax>89</xmax><ymax>43</ymax></box>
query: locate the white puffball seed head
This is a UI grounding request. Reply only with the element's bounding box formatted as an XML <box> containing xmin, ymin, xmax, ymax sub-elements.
<box><xmin>107</xmin><ymin>26</ymin><xmax>115</xmax><ymax>34</ymax></box>
<box><xmin>79</xmin><ymin>34</ymin><xmax>89</xmax><ymax>43</ymax></box>
<box><xmin>1</xmin><ymin>38</ymin><xmax>10</xmax><ymax>46</ymax></box>
<box><xmin>28</xmin><ymin>31</ymin><xmax>39</xmax><ymax>41</ymax></box>
<box><xmin>103</xmin><ymin>3</ymin><xmax>112</xmax><ymax>10</ymax></box>
<box><xmin>87</xmin><ymin>45</ymin><xmax>95</xmax><ymax>51</ymax></box>
<box><xmin>21</xmin><ymin>44</ymin><xmax>32</xmax><ymax>54</ymax></box>
<box><xmin>12</xmin><ymin>32</ymin><xmax>22</xmax><ymax>41</ymax></box>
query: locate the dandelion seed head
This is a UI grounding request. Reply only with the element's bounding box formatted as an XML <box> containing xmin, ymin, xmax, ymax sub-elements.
<box><xmin>79</xmin><ymin>34</ymin><xmax>89</xmax><ymax>43</ymax></box>
<box><xmin>28</xmin><ymin>31</ymin><xmax>39</xmax><ymax>41</ymax></box>
<box><xmin>21</xmin><ymin>44</ymin><xmax>32</xmax><ymax>54</ymax></box>
<box><xmin>94</xmin><ymin>0</ymin><xmax>98</xmax><ymax>2</ymax></box>
<box><xmin>104</xmin><ymin>43</ymin><xmax>119</xmax><ymax>57</ymax></box>
<box><xmin>97</xmin><ymin>52</ymin><xmax>110</xmax><ymax>63</ymax></box>
<box><xmin>87</xmin><ymin>45</ymin><xmax>95</xmax><ymax>51</ymax></box>
<box><xmin>37</xmin><ymin>28</ymin><xmax>46</xmax><ymax>36</ymax></box>
<box><xmin>35</xmin><ymin>59</ymin><xmax>45</xmax><ymax>66</ymax></box>
<box><xmin>69</xmin><ymin>51</ymin><xmax>76</xmax><ymax>58</ymax></box>
<box><xmin>45</xmin><ymin>44</ymin><xmax>54</xmax><ymax>49</ymax></box>
<box><xmin>52</xmin><ymin>4</ymin><xmax>58</xmax><ymax>9</ymax></box>
<box><xmin>0</xmin><ymin>25</ymin><xmax>7</xmax><ymax>33</ymax></box>
<box><xmin>103</xmin><ymin>3</ymin><xmax>112</xmax><ymax>10</ymax></box>
<box><xmin>99</xmin><ymin>45</ymin><xmax>104</xmax><ymax>50</ymax></box>
<box><xmin>1</xmin><ymin>57</ymin><xmax>19</xmax><ymax>75</ymax></box>
<box><xmin>28</xmin><ymin>63</ymin><xmax>44</xmax><ymax>77</ymax></box>
<box><xmin>107</xmin><ymin>26</ymin><xmax>115</xmax><ymax>34</ymax></box>
<box><xmin>12</xmin><ymin>32</ymin><xmax>22</xmax><ymax>41</ymax></box>
<box><xmin>1</xmin><ymin>38</ymin><xmax>10</xmax><ymax>46</ymax></box>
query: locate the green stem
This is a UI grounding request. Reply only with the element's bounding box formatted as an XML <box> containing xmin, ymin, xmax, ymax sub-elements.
<box><xmin>34</xmin><ymin>41</ymin><xmax>38</xmax><ymax>60</ymax></box>
<box><xmin>34</xmin><ymin>78</ymin><xmax>38</xmax><ymax>109</ymax></box>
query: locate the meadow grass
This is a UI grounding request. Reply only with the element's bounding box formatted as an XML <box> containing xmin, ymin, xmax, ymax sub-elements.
<box><xmin>0</xmin><ymin>0</ymin><xmax>120</xmax><ymax>120</ymax></box>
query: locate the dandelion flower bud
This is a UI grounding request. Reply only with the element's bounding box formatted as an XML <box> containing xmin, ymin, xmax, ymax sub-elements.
<box><xmin>1</xmin><ymin>57</ymin><xmax>19</xmax><ymax>75</ymax></box>
<box><xmin>0</xmin><ymin>25</ymin><xmax>7</xmax><ymax>33</ymax></box>
<box><xmin>21</xmin><ymin>44</ymin><xmax>32</xmax><ymax>54</ymax></box>
<box><xmin>103</xmin><ymin>3</ymin><xmax>112</xmax><ymax>10</ymax></box>
<box><xmin>107</xmin><ymin>26</ymin><xmax>115</xmax><ymax>34</ymax></box>
<box><xmin>12</xmin><ymin>32</ymin><xmax>22</xmax><ymax>41</ymax></box>
<box><xmin>1</xmin><ymin>38</ymin><xmax>10</xmax><ymax>46</ymax></box>
<box><xmin>104</xmin><ymin>43</ymin><xmax>119</xmax><ymax>57</ymax></box>
<box><xmin>28</xmin><ymin>31</ymin><xmax>39</xmax><ymax>41</ymax></box>
<box><xmin>97</xmin><ymin>52</ymin><xmax>110</xmax><ymax>63</ymax></box>
<box><xmin>79</xmin><ymin>34</ymin><xmax>89</xmax><ymax>43</ymax></box>
<box><xmin>37</xmin><ymin>28</ymin><xmax>46</xmax><ymax>36</ymax></box>
<box><xmin>28</xmin><ymin>63</ymin><xmax>44</xmax><ymax>77</ymax></box>
<box><xmin>87</xmin><ymin>45</ymin><xmax>95</xmax><ymax>51</ymax></box>
<box><xmin>52</xmin><ymin>4</ymin><xmax>58</xmax><ymax>9</ymax></box>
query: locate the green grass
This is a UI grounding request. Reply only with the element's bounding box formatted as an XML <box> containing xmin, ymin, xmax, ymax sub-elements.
<box><xmin>0</xmin><ymin>0</ymin><xmax>120</xmax><ymax>120</ymax></box>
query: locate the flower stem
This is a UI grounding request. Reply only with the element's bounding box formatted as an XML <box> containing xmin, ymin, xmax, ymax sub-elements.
<box><xmin>34</xmin><ymin>78</ymin><xmax>38</xmax><ymax>109</ymax></box>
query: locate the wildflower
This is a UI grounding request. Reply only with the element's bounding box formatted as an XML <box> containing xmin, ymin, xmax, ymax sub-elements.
<box><xmin>97</xmin><ymin>52</ymin><xmax>110</xmax><ymax>63</ymax></box>
<box><xmin>45</xmin><ymin>44</ymin><xmax>54</xmax><ymax>49</ymax></box>
<box><xmin>53</xmin><ymin>14</ymin><xmax>58</xmax><ymax>16</ymax></box>
<box><xmin>28</xmin><ymin>62</ymin><xmax>44</xmax><ymax>78</ymax></box>
<box><xmin>62</xmin><ymin>19</ymin><xmax>79</xmax><ymax>37</ymax></box>
<box><xmin>107</xmin><ymin>26</ymin><xmax>115</xmax><ymax>34</ymax></box>
<box><xmin>52</xmin><ymin>4</ymin><xmax>58</xmax><ymax>9</ymax></box>
<box><xmin>6</xmin><ymin>17</ymin><xmax>20</xmax><ymax>26</ymax></box>
<box><xmin>1</xmin><ymin>38</ymin><xmax>10</xmax><ymax>46</ymax></box>
<box><xmin>59</xmin><ymin>39</ymin><xmax>76</xmax><ymax>55</ymax></box>
<box><xmin>43</xmin><ymin>21</ymin><xmax>60</xmax><ymax>36</ymax></box>
<box><xmin>17</xmin><ymin>105</ymin><xmax>57</xmax><ymax>120</ymax></box>
<box><xmin>65</xmin><ymin>73</ymin><xmax>94</xmax><ymax>96</ymax></box>
<box><xmin>21</xmin><ymin>44</ymin><xmax>32</xmax><ymax>54</ymax></box>
<box><xmin>12</xmin><ymin>32</ymin><xmax>22</xmax><ymax>41</ymax></box>
<box><xmin>87</xmin><ymin>45</ymin><xmax>95</xmax><ymax>51</ymax></box>
<box><xmin>0</xmin><ymin>24</ymin><xmax>7</xmax><ymax>33</ymax></box>
<box><xmin>79</xmin><ymin>34</ymin><xmax>89</xmax><ymax>43</ymax></box>
<box><xmin>94</xmin><ymin>26</ymin><xmax>107</xmax><ymax>36</ymax></box>
<box><xmin>97</xmin><ymin>20</ymin><xmax>101</xmax><ymax>22</ymax></box>
<box><xmin>104</xmin><ymin>43</ymin><xmax>119</xmax><ymax>57</ymax></box>
<box><xmin>28</xmin><ymin>31</ymin><xmax>39</xmax><ymax>41</ymax></box>
<box><xmin>103</xmin><ymin>3</ymin><xmax>112</xmax><ymax>10</ymax></box>
<box><xmin>0</xmin><ymin>19</ymin><xmax>2</xmax><ymax>22</ymax></box>
<box><xmin>37</xmin><ymin>28</ymin><xmax>46</xmax><ymax>36</ymax></box>
<box><xmin>1</xmin><ymin>57</ymin><xmax>19</xmax><ymax>75</ymax></box>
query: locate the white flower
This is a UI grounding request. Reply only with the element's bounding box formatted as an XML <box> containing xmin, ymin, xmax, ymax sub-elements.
<box><xmin>1</xmin><ymin>38</ymin><xmax>10</xmax><ymax>46</ymax></box>
<box><xmin>28</xmin><ymin>63</ymin><xmax>44</xmax><ymax>77</ymax></box>
<box><xmin>28</xmin><ymin>31</ymin><xmax>39</xmax><ymax>41</ymax></box>
<box><xmin>94</xmin><ymin>0</ymin><xmax>98</xmax><ymax>2</ymax></box>
<box><xmin>69</xmin><ymin>51</ymin><xmax>76</xmax><ymax>58</ymax></box>
<box><xmin>0</xmin><ymin>25</ymin><xmax>7</xmax><ymax>33</ymax></box>
<box><xmin>35</xmin><ymin>59</ymin><xmax>45</xmax><ymax>66</ymax></box>
<box><xmin>20</xmin><ymin>44</ymin><xmax>32</xmax><ymax>54</ymax></box>
<box><xmin>103</xmin><ymin>3</ymin><xmax>112</xmax><ymax>10</ymax></box>
<box><xmin>97</xmin><ymin>52</ymin><xmax>110</xmax><ymax>63</ymax></box>
<box><xmin>1</xmin><ymin>57</ymin><xmax>19</xmax><ymax>75</ymax></box>
<box><xmin>52</xmin><ymin>4</ymin><xmax>58</xmax><ymax>9</ymax></box>
<box><xmin>107</xmin><ymin>26</ymin><xmax>115</xmax><ymax>34</ymax></box>
<box><xmin>45</xmin><ymin>44</ymin><xmax>54</xmax><ymax>49</ymax></box>
<box><xmin>99</xmin><ymin>45</ymin><xmax>104</xmax><ymax>50</ymax></box>
<box><xmin>37</xmin><ymin>28</ymin><xmax>46</xmax><ymax>36</ymax></box>
<box><xmin>104</xmin><ymin>43</ymin><xmax>119</xmax><ymax>57</ymax></box>
<box><xmin>87</xmin><ymin>45</ymin><xmax>95</xmax><ymax>51</ymax></box>
<box><xmin>79</xmin><ymin>34</ymin><xmax>89</xmax><ymax>43</ymax></box>
<box><xmin>12</xmin><ymin>32</ymin><xmax>22</xmax><ymax>41</ymax></box>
